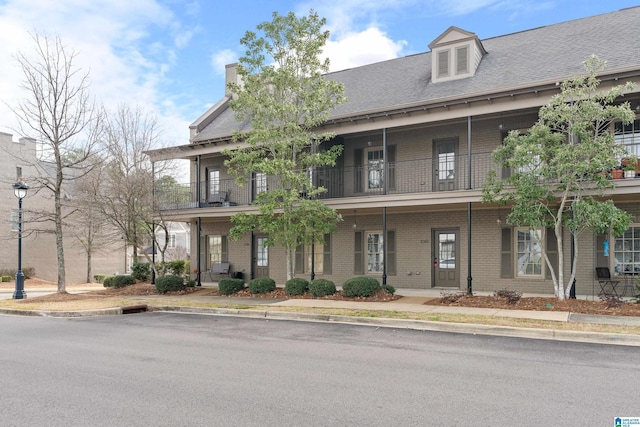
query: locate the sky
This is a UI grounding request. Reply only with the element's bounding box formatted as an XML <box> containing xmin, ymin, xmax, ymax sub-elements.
<box><xmin>1</xmin><ymin>0</ymin><xmax>638</xmax><ymax>152</ymax></box>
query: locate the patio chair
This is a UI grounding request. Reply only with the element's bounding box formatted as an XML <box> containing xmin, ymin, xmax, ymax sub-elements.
<box><xmin>595</xmin><ymin>267</ymin><xmax>620</xmax><ymax>298</ymax></box>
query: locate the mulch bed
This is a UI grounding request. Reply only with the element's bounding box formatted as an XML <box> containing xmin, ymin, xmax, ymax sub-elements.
<box><xmin>425</xmin><ymin>294</ymin><xmax>640</xmax><ymax>317</ymax></box>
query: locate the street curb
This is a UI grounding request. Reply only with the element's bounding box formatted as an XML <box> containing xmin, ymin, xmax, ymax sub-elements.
<box><xmin>0</xmin><ymin>307</ymin><xmax>122</xmax><ymax>317</ymax></box>
<box><xmin>152</xmin><ymin>306</ymin><xmax>640</xmax><ymax>347</ymax></box>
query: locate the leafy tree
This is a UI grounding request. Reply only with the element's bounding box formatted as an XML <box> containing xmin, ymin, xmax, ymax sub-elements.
<box><xmin>483</xmin><ymin>55</ymin><xmax>635</xmax><ymax>300</ymax></box>
<box><xmin>10</xmin><ymin>33</ymin><xmax>103</xmax><ymax>293</ymax></box>
<box><xmin>224</xmin><ymin>10</ymin><xmax>346</xmax><ymax>280</ymax></box>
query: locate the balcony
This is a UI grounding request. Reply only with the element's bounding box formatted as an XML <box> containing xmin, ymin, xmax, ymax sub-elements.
<box><xmin>155</xmin><ymin>152</ymin><xmax>505</xmax><ymax>211</ymax></box>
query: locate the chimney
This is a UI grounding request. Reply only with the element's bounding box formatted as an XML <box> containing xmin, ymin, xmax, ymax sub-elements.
<box><xmin>225</xmin><ymin>63</ymin><xmax>241</xmax><ymax>98</ymax></box>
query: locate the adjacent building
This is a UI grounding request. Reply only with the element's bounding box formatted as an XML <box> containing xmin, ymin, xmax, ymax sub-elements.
<box><xmin>1</xmin><ymin>132</ymin><xmax>126</xmax><ymax>283</ymax></box>
<box><xmin>147</xmin><ymin>7</ymin><xmax>640</xmax><ymax>296</ymax></box>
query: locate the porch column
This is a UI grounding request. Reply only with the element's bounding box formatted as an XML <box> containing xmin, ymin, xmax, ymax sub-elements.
<box><xmin>151</xmin><ymin>161</ymin><xmax>156</xmax><ymax>285</ymax></box>
<box><xmin>196</xmin><ymin>155</ymin><xmax>202</xmax><ymax>286</ymax></box>
<box><xmin>382</xmin><ymin>128</ymin><xmax>387</xmax><ymax>285</ymax></box>
<box><xmin>467</xmin><ymin>115</ymin><xmax>473</xmax><ymax>295</ymax></box>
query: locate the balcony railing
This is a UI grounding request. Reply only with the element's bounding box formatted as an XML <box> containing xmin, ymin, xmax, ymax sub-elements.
<box><xmin>155</xmin><ymin>152</ymin><xmax>503</xmax><ymax>211</ymax></box>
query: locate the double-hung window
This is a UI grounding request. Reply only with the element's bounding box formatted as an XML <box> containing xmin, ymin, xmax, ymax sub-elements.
<box><xmin>365</xmin><ymin>148</ymin><xmax>384</xmax><ymax>191</ymax></box>
<box><xmin>516</xmin><ymin>228</ymin><xmax>543</xmax><ymax>277</ymax></box>
<box><xmin>614</xmin><ymin>119</ymin><xmax>640</xmax><ymax>157</ymax></box>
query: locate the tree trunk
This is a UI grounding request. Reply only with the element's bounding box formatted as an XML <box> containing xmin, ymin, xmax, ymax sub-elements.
<box><xmin>55</xmin><ymin>171</ymin><xmax>66</xmax><ymax>293</ymax></box>
<box><xmin>86</xmin><ymin>240</ymin><xmax>92</xmax><ymax>283</ymax></box>
<box><xmin>285</xmin><ymin>245</ymin><xmax>294</xmax><ymax>281</ymax></box>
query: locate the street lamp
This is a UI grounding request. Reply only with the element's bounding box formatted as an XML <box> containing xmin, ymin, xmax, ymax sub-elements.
<box><xmin>13</xmin><ymin>180</ymin><xmax>28</xmax><ymax>300</ymax></box>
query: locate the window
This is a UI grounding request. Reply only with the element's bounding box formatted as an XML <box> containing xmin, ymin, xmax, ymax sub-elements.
<box><xmin>438</xmin><ymin>233</ymin><xmax>456</xmax><ymax>269</ymax></box>
<box><xmin>613</xmin><ymin>226</ymin><xmax>640</xmax><ymax>275</ymax></box>
<box><xmin>168</xmin><ymin>234</ymin><xmax>176</xmax><ymax>248</ymax></box>
<box><xmin>16</xmin><ymin>166</ymin><xmax>22</xmax><ymax>180</ymax></box>
<box><xmin>208</xmin><ymin>170</ymin><xmax>220</xmax><ymax>194</ymax></box>
<box><xmin>437</xmin><ymin>50</ymin><xmax>449</xmax><ymax>77</ymax></box>
<box><xmin>614</xmin><ymin>119</ymin><xmax>640</xmax><ymax>157</ymax></box>
<box><xmin>255</xmin><ymin>172</ymin><xmax>267</xmax><ymax>194</ymax></box>
<box><xmin>208</xmin><ymin>235</ymin><xmax>228</xmax><ymax>268</ymax></box>
<box><xmin>516</xmin><ymin>228</ymin><xmax>543</xmax><ymax>277</ymax></box>
<box><xmin>354</xmin><ymin>230</ymin><xmax>395</xmax><ymax>275</ymax></box>
<box><xmin>455</xmin><ymin>46</ymin><xmax>468</xmax><ymax>74</ymax></box>
<box><xmin>295</xmin><ymin>234</ymin><xmax>332</xmax><ymax>275</ymax></box>
<box><xmin>365</xmin><ymin>147</ymin><xmax>384</xmax><ymax>190</ymax></box>
<box><xmin>367</xmin><ymin>231</ymin><xmax>384</xmax><ymax>273</ymax></box>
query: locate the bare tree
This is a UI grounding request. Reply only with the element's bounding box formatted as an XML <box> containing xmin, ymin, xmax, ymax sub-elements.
<box><xmin>9</xmin><ymin>33</ymin><xmax>102</xmax><ymax>293</ymax></box>
<box><xmin>95</xmin><ymin>103</ymin><xmax>173</xmax><ymax>277</ymax></box>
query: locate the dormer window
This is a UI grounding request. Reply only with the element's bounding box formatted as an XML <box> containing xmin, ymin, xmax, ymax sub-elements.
<box><xmin>456</xmin><ymin>46</ymin><xmax>468</xmax><ymax>74</ymax></box>
<box><xmin>429</xmin><ymin>26</ymin><xmax>486</xmax><ymax>84</ymax></box>
<box><xmin>438</xmin><ymin>50</ymin><xmax>449</xmax><ymax>78</ymax></box>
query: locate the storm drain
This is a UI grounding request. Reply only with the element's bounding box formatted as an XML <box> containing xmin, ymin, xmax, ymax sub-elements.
<box><xmin>121</xmin><ymin>304</ymin><xmax>148</xmax><ymax>314</ymax></box>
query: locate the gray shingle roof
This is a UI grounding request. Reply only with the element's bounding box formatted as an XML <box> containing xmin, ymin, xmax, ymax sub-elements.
<box><xmin>194</xmin><ymin>6</ymin><xmax>640</xmax><ymax>142</ymax></box>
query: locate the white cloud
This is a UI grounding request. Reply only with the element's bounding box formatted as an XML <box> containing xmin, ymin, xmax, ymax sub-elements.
<box><xmin>0</xmin><ymin>0</ymin><xmax>192</xmax><ymax>145</ymax></box>
<box><xmin>211</xmin><ymin>49</ymin><xmax>238</xmax><ymax>76</ymax></box>
<box><xmin>324</xmin><ymin>27</ymin><xmax>407</xmax><ymax>72</ymax></box>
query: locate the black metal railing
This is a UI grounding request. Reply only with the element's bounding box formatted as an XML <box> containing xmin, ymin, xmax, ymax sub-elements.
<box><xmin>155</xmin><ymin>152</ymin><xmax>503</xmax><ymax>211</ymax></box>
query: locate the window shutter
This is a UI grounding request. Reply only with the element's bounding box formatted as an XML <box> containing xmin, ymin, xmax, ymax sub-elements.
<box><xmin>456</xmin><ymin>46</ymin><xmax>468</xmax><ymax>74</ymax></box>
<box><xmin>387</xmin><ymin>145</ymin><xmax>396</xmax><ymax>191</ymax></box>
<box><xmin>545</xmin><ymin>228</ymin><xmax>558</xmax><ymax>280</ymax></box>
<box><xmin>221</xmin><ymin>236</ymin><xmax>228</xmax><ymax>263</ymax></box>
<box><xmin>354</xmin><ymin>148</ymin><xmax>363</xmax><ymax>193</ymax></box>
<box><xmin>200</xmin><ymin>235</ymin><xmax>207</xmax><ymax>270</ymax></box>
<box><xmin>500</xmin><ymin>228</ymin><xmax>513</xmax><ymax>278</ymax></box>
<box><xmin>354</xmin><ymin>231</ymin><xmax>363</xmax><ymax>275</ymax></box>
<box><xmin>438</xmin><ymin>50</ymin><xmax>449</xmax><ymax>77</ymax></box>
<box><xmin>295</xmin><ymin>245</ymin><xmax>304</xmax><ymax>274</ymax></box>
<box><xmin>386</xmin><ymin>230</ymin><xmax>396</xmax><ymax>276</ymax></box>
<box><xmin>323</xmin><ymin>234</ymin><xmax>332</xmax><ymax>275</ymax></box>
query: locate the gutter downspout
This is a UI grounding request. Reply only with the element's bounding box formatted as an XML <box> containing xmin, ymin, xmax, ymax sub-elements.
<box><xmin>467</xmin><ymin>115</ymin><xmax>473</xmax><ymax>295</ymax></box>
<box><xmin>382</xmin><ymin>128</ymin><xmax>387</xmax><ymax>286</ymax></box>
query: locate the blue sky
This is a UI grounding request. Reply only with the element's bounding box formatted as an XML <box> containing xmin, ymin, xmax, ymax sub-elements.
<box><xmin>1</xmin><ymin>0</ymin><xmax>638</xmax><ymax>148</ymax></box>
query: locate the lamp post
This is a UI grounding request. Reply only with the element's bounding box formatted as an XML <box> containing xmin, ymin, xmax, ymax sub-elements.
<box><xmin>13</xmin><ymin>180</ymin><xmax>28</xmax><ymax>300</ymax></box>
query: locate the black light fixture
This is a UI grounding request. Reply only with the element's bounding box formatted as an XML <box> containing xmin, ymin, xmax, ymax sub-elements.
<box><xmin>12</xmin><ymin>180</ymin><xmax>28</xmax><ymax>299</ymax></box>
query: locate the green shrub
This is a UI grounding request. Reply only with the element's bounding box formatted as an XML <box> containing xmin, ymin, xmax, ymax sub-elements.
<box><xmin>343</xmin><ymin>276</ymin><xmax>381</xmax><ymax>297</ymax></box>
<box><xmin>155</xmin><ymin>275</ymin><xmax>186</xmax><ymax>294</ymax></box>
<box><xmin>186</xmin><ymin>279</ymin><xmax>196</xmax><ymax>287</ymax></box>
<box><xmin>249</xmin><ymin>277</ymin><xmax>276</xmax><ymax>294</ymax></box>
<box><xmin>218</xmin><ymin>278</ymin><xmax>245</xmax><ymax>295</ymax></box>
<box><xmin>112</xmin><ymin>275</ymin><xmax>136</xmax><ymax>288</ymax></box>
<box><xmin>166</xmin><ymin>260</ymin><xmax>186</xmax><ymax>277</ymax></box>
<box><xmin>103</xmin><ymin>276</ymin><xmax>115</xmax><ymax>287</ymax></box>
<box><xmin>285</xmin><ymin>278</ymin><xmax>309</xmax><ymax>296</ymax></box>
<box><xmin>1</xmin><ymin>276</ymin><xmax>11</xmax><ymax>282</ymax></box>
<box><xmin>382</xmin><ymin>284</ymin><xmax>396</xmax><ymax>295</ymax></box>
<box><xmin>131</xmin><ymin>262</ymin><xmax>151</xmax><ymax>281</ymax></box>
<box><xmin>93</xmin><ymin>274</ymin><xmax>107</xmax><ymax>284</ymax></box>
<box><xmin>309</xmin><ymin>279</ymin><xmax>336</xmax><ymax>297</ymax></box>
<box><xmin>184</xmin><ymin>261</ymin><xmax>190</xmax><ymax>275</ymax></box>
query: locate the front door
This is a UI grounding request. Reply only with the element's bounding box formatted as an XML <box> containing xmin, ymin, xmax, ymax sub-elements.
<box><xmin>432</xmin><ymin>229</ymin><xmax>459</xmax><ymax>288</ymax></box>
<box><xmin>253</xmin><ymin>235</ymin><xmax>269</xmax><ymax>278</ymax></box>
<box><xmin>433</xmin><ymin>138</ymin><xmax>458</xmax><ymax>191</ymax></box>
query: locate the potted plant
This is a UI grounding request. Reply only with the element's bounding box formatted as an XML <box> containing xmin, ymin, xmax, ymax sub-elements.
<box><xmin>624</xmin><ymin>165</ymin><xmax>636</xmax><ymax>178</ymax></box>
<box><xmin>611</xmin><ymin>166</ymin><xmax>624</xmax><ymax>179</ymax></box>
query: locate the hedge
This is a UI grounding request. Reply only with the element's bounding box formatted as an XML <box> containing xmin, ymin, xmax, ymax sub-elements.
<box><xmin>249</xmin><ymin>277</ymin><xmax>276</xmax><ymax>294</ymax></box>
<box><xmin>155</xmin><ymin>275</ymin><xmax>186</xmax><ymax>294</ymax></box>
<box><xmin>218</xmin><ymin>278</ymin><xmax>245</xmax><ymax>295</ymax></box>
<box><xmin>112</xmin><ymin>275</ymin><xmax>136</xmax><ymax>288</ymax></box>
<box><xmin>342</xmin><ymin>276</ymin><xmax>381</xmax><ymax>297</ymax></box>
<box><xmin>285</xmin><ymin>278</ymin><xmax>309</xmax><ymax>296</ymax></box>
<box><xmin>131</xmin><ymin>262</ymin><xmax>151</xmax><ymax>281</ymax></box>
<box><xmin>309</xmin><ymin>279</ymin><xmax>336</xmax><ymax>297</ymax></box>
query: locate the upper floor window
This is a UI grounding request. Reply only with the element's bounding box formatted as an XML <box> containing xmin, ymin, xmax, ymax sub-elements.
<box><xmin>437</xmin><ymin>50</ymin><xmax>449</xmax><ymax>78</ymax></box>
<box><xmin>255</xmin><ymin>172</ymin><xmax>267</xmax><ymax>194</ymax></box>
<box><xmin>16</xmin><ymin>166</ymin><xmax>22</xmax><ymax>180</ymax></box>
<box><xmin>168</xmin><ymin>234</ymin><xmax>176</xmax><ymax>248</ymax></box>
<box><xmin>208</xmin><ymin>170</ymin><xmax>220</xmax><ymax>194</ymax></box>
<box><xmin>365</xmin><ymin>147</ymin><xmax>384</xmax><ymax>190</ymax></box>
<box><xmin>615</xmin><ymin>118</ymin><xmax>640</xmax><ymax>157</ymax></box>
<box><xmin>455</xmin><ymin>46</ymin><xmax>468</xmax><ymax>74</ymax></box>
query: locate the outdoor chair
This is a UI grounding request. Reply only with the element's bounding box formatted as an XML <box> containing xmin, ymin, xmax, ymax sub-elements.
<box><xmin>595</xmin><ymin>267</ymin><xmax>620</xmax><ymax>298</ymax></box>
<box><xmin>207</xmin><ymin>262</ymin><xmax>231</xmax><ymax>281</ymax></box>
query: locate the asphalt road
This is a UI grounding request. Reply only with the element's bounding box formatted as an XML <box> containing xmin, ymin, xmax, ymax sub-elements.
<box><xmin>1</xmin><ymin>312</ymin><xmax>638</xmax><ymax>426</ymax></box>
